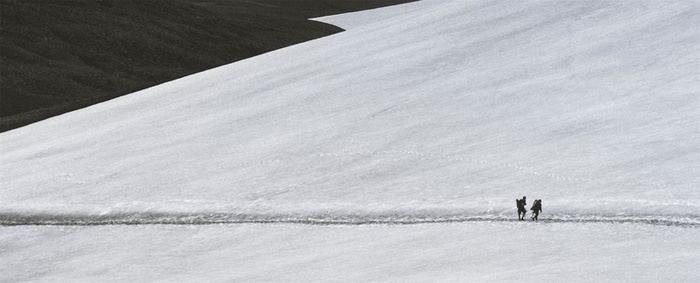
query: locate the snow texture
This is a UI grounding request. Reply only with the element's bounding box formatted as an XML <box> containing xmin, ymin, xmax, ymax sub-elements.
<box><xmin>1</xmin><ymin>0</ymin><xmax>699</xmax><ymax>281</ymax></box>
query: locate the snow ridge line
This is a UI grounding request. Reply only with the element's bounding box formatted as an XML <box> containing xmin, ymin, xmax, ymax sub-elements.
<box><xmin>1</xmin><ymin>212</ymin><xmax>698</xmax><ymax>228</ymax></box>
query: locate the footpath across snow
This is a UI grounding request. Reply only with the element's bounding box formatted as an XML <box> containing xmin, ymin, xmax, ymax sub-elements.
<box><xmin>1</xmin><ymin>0</ymin><xmax>698</xmax><ymax>281</ymax></box>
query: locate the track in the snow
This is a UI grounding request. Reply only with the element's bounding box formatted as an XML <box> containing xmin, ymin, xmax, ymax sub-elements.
<box><xmin>1</xmin><ymin>212</ymin><xmax>698</xmax><ymax>228</ymax></box>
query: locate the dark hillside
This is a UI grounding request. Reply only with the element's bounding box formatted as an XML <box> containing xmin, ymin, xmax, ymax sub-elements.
<box><xmin>0</xmin><ymin>0</ymin><xmax>414</xmax><ymax>132</ymax></box>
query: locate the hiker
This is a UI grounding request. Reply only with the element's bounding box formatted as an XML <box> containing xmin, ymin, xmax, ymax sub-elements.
<box><xmin>531</xmin><ymin>199</ymin><xmax>542</xmax><ymax>221</ymax></box>
<box><xmin>516</xmin><ymin>196</ymin><xmax>527</xmax><ymax>220</ymax></box>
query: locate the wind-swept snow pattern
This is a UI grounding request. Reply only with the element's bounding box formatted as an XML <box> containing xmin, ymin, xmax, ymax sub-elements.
<box><xmin>1</xmin><ymin>0</ymin><xmax>699</xmax><ymax>281</ymax></box>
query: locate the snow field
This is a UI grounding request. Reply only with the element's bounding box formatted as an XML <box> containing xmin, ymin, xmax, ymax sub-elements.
<box><xmin>1</xmin><ymin>0</ymin><xmax>698</xmax><ymax>281</ymax></box>
<box><xmin>1</xmin><ymin>0</ymin><xmax>697</xmax><ymax>217</ymax></box>
<box><xmin>2</xmin><ymin>222</ymin><xmax>698</xmax><ymax>282</ymax></box>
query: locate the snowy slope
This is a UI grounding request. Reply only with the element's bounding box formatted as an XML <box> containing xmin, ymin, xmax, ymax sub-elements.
<box><xmin>3</xmin><ymin>223</ymin><xmax>698</xmax><ymax>282</ymax></box>
<box><xmin>2</xmin><ymin>0</ymin><xmax>698</xmax><ymax>219</ymax></box>
<box><xmin>1</xmin><ymin>0</ymin><xmax>699</xmax><ymax>281</ymax></box>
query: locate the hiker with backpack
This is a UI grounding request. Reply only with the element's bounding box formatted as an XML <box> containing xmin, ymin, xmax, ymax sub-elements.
<box><xmin>516</xmin><ymin>196</ymin><xmax>527</xmax><ymax>221</ymax></box>
<box><xmin>530</xmin><ymin>199</ymin><xmax>542</xmax><ymax>221</ymax></box>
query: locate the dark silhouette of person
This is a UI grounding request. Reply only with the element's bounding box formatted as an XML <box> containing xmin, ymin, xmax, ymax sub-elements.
<box><xmin>530</xmin><ymin>199</ymin><xmax>542</xmax><ymax>221</ymax></box>
<box><xmin>516</xmin><ymin>196</ymin><xmax>527</xmax><ymax>220</ymax></box>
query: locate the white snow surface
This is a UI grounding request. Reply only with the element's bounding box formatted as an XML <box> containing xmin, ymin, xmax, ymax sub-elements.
<box><xmin>1</xmin><ymin>0</ymin><xmax>699</xmax><ymax>281</ymax></box>
<box><xmin>3</xmin><ymin>223</ymin><xmax>699</xmax><ymax>282</ymax></box>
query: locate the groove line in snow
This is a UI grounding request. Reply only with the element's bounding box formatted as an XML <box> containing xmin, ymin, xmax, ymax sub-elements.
<box><xmin>1</xmin><ymin>213</ymin><xmax>698</xmax><ymax>228</ymax></box>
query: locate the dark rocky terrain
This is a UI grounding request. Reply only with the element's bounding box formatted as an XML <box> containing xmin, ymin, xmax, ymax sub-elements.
<box><xmin>0</xmin><ymin>0</ymin><xmax>414</xmax><ymax>131</ymax></box>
